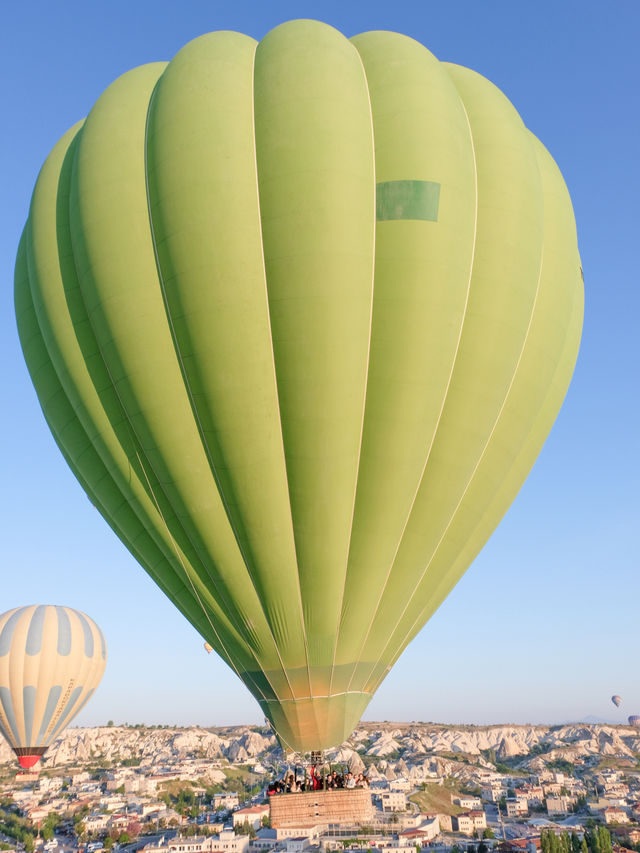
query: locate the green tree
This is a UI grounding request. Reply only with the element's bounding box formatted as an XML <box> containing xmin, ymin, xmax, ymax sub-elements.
<box><xmin>597</xmin><ymin>827</ymin><xmax>612</xmax><ymax>853</ymax></box>
<box><xmin>484</xmin><ymin>829</ymin><xmax>495</xmax><ymax>839</ymax></box>
<box><xmin>235</xmin><ymin>821</ymin><xmax>256</xmax><ymax>839</ymax></box>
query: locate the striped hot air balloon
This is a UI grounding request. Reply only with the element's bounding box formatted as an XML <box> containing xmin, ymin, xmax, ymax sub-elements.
<box><xmin>0</xmin><ymin>606</ymin><xmax>106</xmax><ymax>768</ymax></box>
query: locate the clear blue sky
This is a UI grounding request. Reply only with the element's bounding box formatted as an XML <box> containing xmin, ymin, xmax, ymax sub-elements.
<box><xmin>1</xmin><ymin>0</ymin><xmax>638</xmax><ymax>731</ymax></box>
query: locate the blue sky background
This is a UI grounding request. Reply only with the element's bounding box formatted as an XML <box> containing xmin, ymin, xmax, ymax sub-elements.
<box><xmin>1</xmin><ymin>0</ymin><xmax>638</xmax><ymax>731</ymax></box>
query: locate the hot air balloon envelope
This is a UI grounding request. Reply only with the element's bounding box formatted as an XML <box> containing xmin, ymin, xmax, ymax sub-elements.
<box><xmin>15</xmin><ymin>20</ymin><xmax>583</xmax><ymax>752</ymax></box>
<box><xmin>0</xmin><ymin>606</ymin><xmax>106</xmax><ymax>768</ymax></box>
<box><xmin>611</xmin><ymin>695</ymin><xmax>622</xmax><ymax>708</ymax></box>
<box><xmin>629</xmin><ymin>716</ymin><xmax>640</xmax><ymax>727</ymax></box>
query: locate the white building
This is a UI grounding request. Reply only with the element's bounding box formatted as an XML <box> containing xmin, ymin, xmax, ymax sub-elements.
<box><xmin>506</xmin><ymin>798</ymin><xmax>528</xmax><ymax>818</ymax></box>
<box><xmin>453</xmin><ymin>797</ymin><xmax>483</xmax><ymax>810</ymax></box>
<box><xmin>143</xmin><ymin>832</ymin><xmax>250</xmax><ymax>853</ymax></box>
<box><xmin>233</xmin><ymin>805</ymin><xmax>270</xmax><ymax>830</ymax></box>
<box><xmin>381</xmin><ymin>791</ymin><xmax>407</xmax><ymax>813</ymax></box>
<box><xmin>285</xmin><ymin>839</ymin><xmax>311</xmax><ymax>853</ymax></box>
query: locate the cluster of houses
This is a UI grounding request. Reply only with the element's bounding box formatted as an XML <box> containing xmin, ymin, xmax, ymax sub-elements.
<box><xmin>3</xmin><ymin>753</ymin><xmax>640</xmax><ymax>853</ymax></box>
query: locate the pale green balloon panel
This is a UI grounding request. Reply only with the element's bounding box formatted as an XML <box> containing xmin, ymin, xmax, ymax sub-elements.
<box><xmin>15</xmin><ymin>20</ymin><xmax>582</xmax><ymax>752</ymax></box>
<box><xmin>17</xmin><ymin>108</ymin><xmax>268</xmax><ymax>697</ymax></box>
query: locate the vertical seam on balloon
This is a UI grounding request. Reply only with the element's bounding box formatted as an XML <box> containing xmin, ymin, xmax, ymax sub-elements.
<box><xmin>28</xmin><ymin>605</ymin><xmax>48</xmax><ymax>747</ymax></box>
<box><xmin>251</xmin><ymin>40</ymin><xmax>314</xmax><ymax>702</ymax></box>
<box><xmin>22</xmin><ymin>130</ymin><xmax>224</xmax><ymax>678</ymax></box>
<box><xmin>19</xmin><ymin>207</ymin><xmax>177</xmax><ymax>716</ymax></box>
<box><xmin>22</xmin><ymin>205</ymin><xmax>172</xmax><ymax>610</ymax></box>
<box><xmin>18</xmin><ymin>607</ymin><xmax>36</xmax><ymax>746</ymax></box>
<box><xmin>133</xmin><ymin>446</ymin><xmax>249</xmax><ymax>688</ymax></box>
<box><xmin>142</xmin><ymin>77</ymin><xmax>288</xmax><ymax>707</ymax></box>
<box><xmin>344</xmin><ymin>93</ymin><xmax>479</xmax><ymax>695</ymax></box>
<box><xmin>328</xmin><ymin>44</ymin><xmax>377</xmax><ymax>699</ymax></box>
<box><xmin>377</xmin><ymin>265</ymin><xmax>583</xmax><ymax>688</ymax></box>
<box><xmin>33</xmin><ymin>606</ymin><xmax>52</xmax><ymax>747</ymax></box>
<box><xmin>64</xmin><ymin>98</ymin><xmax>270</xmax><ymax>707</ymax></box>
<box><xmin>19</xmin><ymin>607</ymin><xmax>32</xmax><ymax>746</ymax></box>
<box><xmin>368</xmin><ymin>221</ymin><xmax>547</xmax><ymax>700</ymax></box>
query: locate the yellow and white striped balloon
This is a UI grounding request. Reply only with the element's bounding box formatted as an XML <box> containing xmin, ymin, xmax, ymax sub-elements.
<box><xmin>0</xmin><ymin>606</ymin><xmax>106</xmax><ymax>768</ymax></box>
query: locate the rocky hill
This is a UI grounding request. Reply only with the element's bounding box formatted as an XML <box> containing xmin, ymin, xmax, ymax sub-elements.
<box><xmin>1</xmin><ymin>722</ymin><xmax>639</xmax><ymax>775</ymax></box>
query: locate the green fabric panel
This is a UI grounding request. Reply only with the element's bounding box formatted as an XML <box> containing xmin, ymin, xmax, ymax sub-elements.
<box><xmin>253</xmin><ymin>20</ymin><xmax>375</xmax><ymax>695</ymax></box>
<box><xmin>376</xmin><ymin>180</ymin><xmax>440</xmax><ymax>221</ymax></box>
<box><xmin>22</xmin><ymin>77</ymin><xmax>269</xmax><ymax>696</ymax></box>
<box><xmin>362</xmin><ymin>69</ymin><xmax>585</xmax><ymax>694</ymax></box>
<box><xmin>330</xmin><ymin>31</ymin><xmax>477</xmax><ymax>695</ymax></box>
<box><xmin>367</xmin><ymin>128</ymin><xmax>584</xmax><ymax>692</ymax></box>
<box><xmin>16</xmin><ymin>151</ymin><xmax>249</xmax><ymax>683</ymax></box>
<box><xmin>258</xmin><ymin>692</ymin><xmax>372</xmax><ymax>752</ymax></box>
<box><xmin>145</xmin><ymin>31</ymin><xmax>310</xmax><ymax>692</ymax></box>
<box><xmin>350</xmin><ymin>61</ymin><xmax>545</xmax><ymax>680</ymax></box>
<box><xmin>68</xmin><ymin>62</ymin><xmax>290</xmax><ymax>695</ymax></box>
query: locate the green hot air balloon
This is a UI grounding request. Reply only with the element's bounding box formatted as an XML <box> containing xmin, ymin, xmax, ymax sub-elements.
<box><xmin>15</xmin><ymin>21</ymin><xmax>583</xmax><ymax>752</ymax></box>
<box><xmin>0</xmin><ymin>606</ymin><xmax>107</xmax><ymax>769</ymax></box>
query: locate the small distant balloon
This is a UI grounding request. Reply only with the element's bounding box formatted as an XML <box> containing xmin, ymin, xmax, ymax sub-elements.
<box><xmin>629</xmin><ymin>716</ymin><xmax>640</xmax><ymax>727</ymax></box>
<box><xmin>611</xmin><ymin>695</ymin><xmax>622</xmax><ymax>708</ymax></box>
<box><xmin>204</xmin><ymin>642</ymin><xmax>213</xmax><ymax>654</ymax></box>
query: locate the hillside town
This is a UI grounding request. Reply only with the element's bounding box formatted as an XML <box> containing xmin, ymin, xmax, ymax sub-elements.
<box><xmin>1</xmin><ymin>723</ymin><xmax>640</xmax><ymax>853</ymax></box>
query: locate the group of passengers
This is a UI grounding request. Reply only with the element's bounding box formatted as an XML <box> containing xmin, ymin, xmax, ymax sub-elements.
<box><xmin>267</xmin><ymin>766</ymin><xmax>370</xmax><ymax>795</ymax></box>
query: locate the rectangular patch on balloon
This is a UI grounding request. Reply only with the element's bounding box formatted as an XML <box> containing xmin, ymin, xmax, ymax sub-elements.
<box><xmin>376</xmin><ymin>180</ymin><xmax>440</xmax><ymax>221</ymax></box>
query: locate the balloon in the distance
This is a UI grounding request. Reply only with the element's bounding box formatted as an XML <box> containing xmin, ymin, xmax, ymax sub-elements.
<box><xmin>15</xmin><ymin>21</ymin><xmax>583</xmax><ymax>752</ymax></box>
<box><xmin>629</xmin><ymin>716</ymin><xmax>640</xmax><ymax>727</ymax></box>
<box><xmin>204</xmin><ymin>642</ymin><xmax>213</xmax><ymax>654</ymax></box>
<box><xmin>0</xmin><ymin>606</ymin><xmax>106</xmax><ymax>768</ymax></box>
<box><xmin>611</xmin><ymin>695</ymin><xmax>622</xmax><ymax>708</ymax></box>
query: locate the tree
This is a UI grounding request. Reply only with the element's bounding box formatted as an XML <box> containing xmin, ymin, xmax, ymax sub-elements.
<box><xmin>597</xmin><ymin>827</ymin><xmax>612</xmax><ymax>853</ymax></box>
<box><xmin>107</xmin><ymin>720</ymin><xmax>114</xmax><ymax>727</ymax></box>
<box><xmin>484</xmin><ymin>829</ymin><xmax>495</xmax><ymax>839</ymax></box>
<box><xmin>261</xmin><ymin>815</ymin><xmax>270</xmax><ymax>828</ymax></box>
<box><xmin>235</xmin><ymin>820</ymin><xmax>256</xmax><ymax>839</ymax></box>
